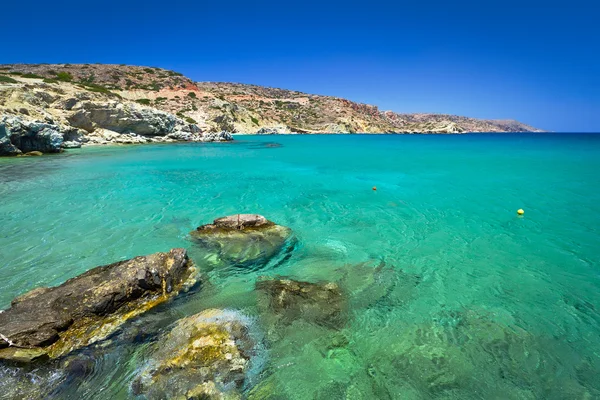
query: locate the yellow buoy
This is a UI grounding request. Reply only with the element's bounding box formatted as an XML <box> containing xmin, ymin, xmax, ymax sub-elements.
<box><xmin>517</xmin><ymin>209</ymin><xmax>524</xmax><ymax>215</ymax></box>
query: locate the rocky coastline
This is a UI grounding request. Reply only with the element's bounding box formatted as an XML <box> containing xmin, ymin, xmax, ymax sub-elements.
<box><xmin>0</xmin><ymin>107</ymin><xmax>233</xmax><ymax>157</ymax></box>
<box><xmin>0</xmin><ymin>63</ymin><xmax>543</xmax><ymax>155</ymax></box>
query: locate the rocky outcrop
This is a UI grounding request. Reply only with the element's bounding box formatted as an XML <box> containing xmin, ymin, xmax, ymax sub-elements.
<box><xmin>64</xmin><ymin>101</ymin><xmax>234</xmax><ymax>145</ymax></box>
<box><xmin>190</xmin><ymin>214</ymin><xmax>294</xmax><ymax>270</ymax></box>
<box><xmin>0</xmin><ymin>115</ymin><xmax>64</xmax><ymax>155</ymax></box>
<box><xmin>68</xmin><ymin>101</ymin><xmax>178</xmax><ymax>135</ymax></box>
<box><xmin>256</xmin><ymin>126</ymin><xmax>291</xmax><ymax>134</ymax></box>
<box><xmin>256</xmin><ymin>277</ymin><xmax>347</xmax><ymax>329</ymax></box>
<box><xmin>132</xmin><ymin>309</ymin><xmax>262</xmax><ymax>399</ymax></box>
<box><xmin>0</xmin><ymin>248</ymin><xmax>197</xmax><ymax>362</ymax></box>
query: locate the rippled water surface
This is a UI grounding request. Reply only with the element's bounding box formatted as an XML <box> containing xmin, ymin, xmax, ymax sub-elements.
<box><xmin>1</xmin><ymin>134</ymin><xmax>600</xmax><ymax>399</ymax></box>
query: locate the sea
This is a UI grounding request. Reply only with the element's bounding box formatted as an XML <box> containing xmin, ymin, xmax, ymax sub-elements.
<box><xmin>0</xmin><ymin>133</ymin><xmax>599</xmax><ymax>399</ymax></box>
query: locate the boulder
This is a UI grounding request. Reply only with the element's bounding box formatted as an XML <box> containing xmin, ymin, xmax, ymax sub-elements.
<box><xmin>0</xmin><ymin>115</ymin><xmax>64</xmax><ymax>155</ymax></box>
<box><xmin>190</xmin><ymin>215</ymin><xmax>294</xmax><ymax>269</ymax></box>
<box><xmin>256</xmin><ymin>126</ymin><xmax>291</xmax><ymax>134</ymax></box>
<box><xmin>0</xmin><ymin>248</ymin><xmax>197</xmax><ymax>362</ymax></box>
<box><xmin>132</xmin><ymin>309</ymin><xmax>262</xmax><ymax>399</ymax></box>
<box><xmin>256</xmin><ymin>278</ymin><xmax>347</xmax><ymax>329</ymax></box>
<box><xmin>201</xmin><ymin>130</ymin><xmax>233</xmax><ymax>142</ymax></box>
<box><xmin>61</xmin><ymin>141</ymin><xmax>81</xmax><ymax>149</ymax></box>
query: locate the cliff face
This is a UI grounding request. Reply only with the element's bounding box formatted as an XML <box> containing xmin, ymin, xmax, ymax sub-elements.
<box><xmin>0</xmin><ymin>64</ymin><xmax>542</xmax><ymax>146</ymax></box>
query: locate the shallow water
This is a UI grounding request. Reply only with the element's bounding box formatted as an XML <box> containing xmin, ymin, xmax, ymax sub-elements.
<box><xmin>1</xmin><ymin>134</ymin><xmax>599</xmax><ymax>399</ymax></box>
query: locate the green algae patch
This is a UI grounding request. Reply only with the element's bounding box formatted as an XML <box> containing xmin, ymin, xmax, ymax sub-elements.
<box><xmin>132</xmin><ymin>309</ymin><xmax>261</xmax><ymax>399</ymax></box>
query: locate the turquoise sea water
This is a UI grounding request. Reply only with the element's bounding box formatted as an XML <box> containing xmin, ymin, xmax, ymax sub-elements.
<box><xmin>1</xmin><ymin>133</ymin><xmax>600</xmax><ymax>399</ymax></box>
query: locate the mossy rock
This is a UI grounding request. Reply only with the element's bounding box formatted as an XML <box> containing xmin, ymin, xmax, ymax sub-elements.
<box><xmin>190</xmin><ymin>214</ymin><xmax>295</xmax><ymax>271</ymax></box>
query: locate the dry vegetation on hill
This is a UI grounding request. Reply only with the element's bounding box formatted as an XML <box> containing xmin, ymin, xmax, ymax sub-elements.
<box><xmin>0</xmin><ymin>63</ymin><xmax>541</xmax><ymax>135</ymax></box>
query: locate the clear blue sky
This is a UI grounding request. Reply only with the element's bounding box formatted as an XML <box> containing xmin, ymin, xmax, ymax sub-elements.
<box><xmin>2</xmin><ymin>0</ymin><xmax>599</xmax><ymax>131</ymax></box>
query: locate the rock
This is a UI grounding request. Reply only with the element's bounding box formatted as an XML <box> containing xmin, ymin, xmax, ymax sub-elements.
<box><xmin>201</xmin><ymin>130</ymin><xmax>233</xmax><ymax>142</ymax></box>
<box><xmin>190</xmin><ymin>215</ymin><xmax>294</xmax><ymax>269</ymax></box>
<box><xmin>256</xmin><ymin>126</ymin><xmax>290</xmax><ymax>134</ymax></box>
<box><xmin>61</xmin><ymin>126</ymin><xmax>85</xmax><ymax>143</ymax></box>
<box><xmin>61</xmin><ymin>141</ymin><xmax>81</xmax><ymax>149</ymax></box>
<box><xmin>67</xmin><ymin>101</ymin><xmax>178</xmax><ymax>135</ymax></box>
<box><xmin>198</xmin><ymin>214</ymin><xmax>272</xmax><ymax>232</ymax></box>
<box><xmin>256</xmin><ymin>277</ymin><xmax>347</xmax><ymax>329</ymax></box>
<box><xmin>0</xmin><ymin>121</ymin><xmax>21</xmax><ymax>156</ymax></box>
<box><xmin>62</xmin><ymin>98</ymin><xmax>78</xmax><ymax>110</ymax></box>
<box><xmin>0</xmin><ymin>248</ymin><xmax>197</xmax><ymax>362</ymax></box>
<box><xmin>132</xmin><ymin>309</ymin><xmax>262</xmax><ymax>399</ymax></box>
<box><xmin>167</xmin><ymin>129</ymin><xmax>232</xmax><ymax>143</ymax></box>
<box><xmin>0</xmin><ymin>115</ymin><xmax>63</xmax><ymax>155</ymax></box>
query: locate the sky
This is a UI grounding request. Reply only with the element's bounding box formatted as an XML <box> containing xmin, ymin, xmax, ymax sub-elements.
<box><xmin>2</xmin><ymin>0</ymin><xmax>599</xmax><ymax>132</ymax></box>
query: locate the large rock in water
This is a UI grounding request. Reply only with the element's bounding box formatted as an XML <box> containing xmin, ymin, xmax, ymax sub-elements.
<box><xmin>256</xmin><ymin>277</ymin><xmax>347</xmax><ymax>330</ymax></box>
<box><xmin>0</xmin><ymin>248</ymin><xmax>197</xmax><ymax>362</ymax></box>
<box><xmin>132</xmin><ymin>309</ymin><xmax>262</xmax><ymax>399</ymax></box>
<box><xmin>0</xmin><ymin>115</ymin><xmax>64</xmax><ymax>155</ymax></box>
<box><xmin>190</xmin><ymin>214</ymin><xmax>294</xmax><ymax>270</ymax></box>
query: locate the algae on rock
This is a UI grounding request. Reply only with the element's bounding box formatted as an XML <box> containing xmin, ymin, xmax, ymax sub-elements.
<box><xmin>132</xmin><ymin>309</ymin><xmax>264</xmax><ymax>400</ymax></box>
<box><xmin>190</xmin><ymin>214</ymin><xmax>295</xmax><ymax>271</ymax></box>
<box><xmin>0</xmin><ymin>248</ymin><xmax>197</xmax><ymax>362</ymax></box>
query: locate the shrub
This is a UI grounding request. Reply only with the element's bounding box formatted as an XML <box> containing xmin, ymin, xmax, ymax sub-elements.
<box><xmin>143</xmin><ymin>68</ymin><xmax>155</xmax><ymax>74</ymax></box>
<box><xmin>43</xmin><ymin>78</ymin><xmax>58</xmax><ymax>84</ymax></box>
<box><xmin>21</xmin><ymin>73</ymin><xmax>44</xmax><ymax>79</ymax></box>
<box><xmin>81</xmin><ymin>74</ymin><xmax>96</xmax><ymax>84</ymax></box>
<box><xmin>136</xmin><ymin>98</ymin><xmax>151</xmax><ymax>105</ymax></box>
<box><xmin>55</xmin><ymin>72</ymin><xmax>73</xmax><ymax>82</ymax></box>
<box><xmin>251</xmin><ymin>116</ymin><xmax>259</xmax><ymax>125</ymax></box>
<box><xmin>78</xmin><ymin>83</ymin><xmax>122</xmax><ymax>98</ymax></box>
<box><xmin>185</xmin><ymin>117</ymin><xmax>197</xmax><ymax>124</ymax></box>
<box><xmin>0</xmin><ymin>75</ymin><xmax>18</xmax><ymax>83</ymax></box>
<box><xmin>187</xmin><ymin>92</ymin><xmax>197</xmax><ymax>98</ymax></box>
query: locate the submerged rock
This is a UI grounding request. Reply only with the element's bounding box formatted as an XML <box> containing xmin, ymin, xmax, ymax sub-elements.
<box><xmin>132</xmin><ymin>309</ymin><xmax>263</xmax><ymax>399</ymax></box>
<box><xmin>256</xmin><ymin>277</ymin><xmax>347</xmax><ymax>330</ymax></box>
<box><xmin>22</xmin><ymin>151</ymin><xmax>43</xmax><ymax>156</ymax></box>
<box><xmin>0</xmin><ymin>248</ymin><xmax>197</xmax><ymax>362</ymax></box>
<box><xmin>190</xmin><ymin>214</ymin><xmax>294</xmax><ymax>270</ymax></box>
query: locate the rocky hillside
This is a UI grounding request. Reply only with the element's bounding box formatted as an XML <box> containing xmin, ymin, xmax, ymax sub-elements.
<box><xmin>0</xmin><ymin>63</ymin><xmax>541</xmax><ymax>155</ymax></box>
